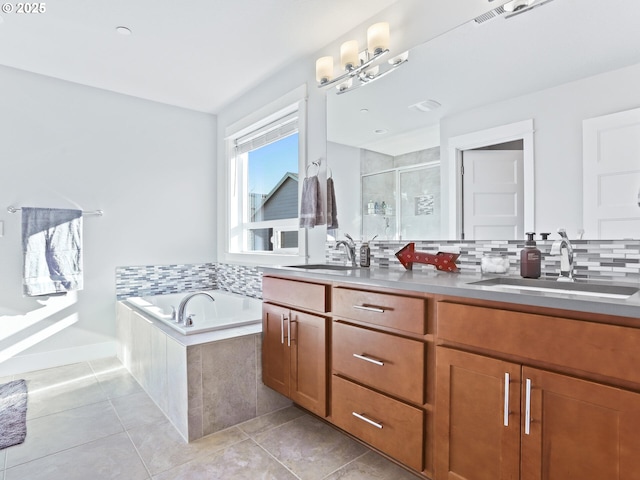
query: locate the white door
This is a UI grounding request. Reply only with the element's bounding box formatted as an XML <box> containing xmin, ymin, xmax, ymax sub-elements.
<box><xmin>462</xmin><ymin>150</ymin><xmax>524</xmax><ymax>240</ymax></box>
<box><xmin>583</xmin><ymin>107</ymin><xmax>640</xmax><ymax>239</ymax></box>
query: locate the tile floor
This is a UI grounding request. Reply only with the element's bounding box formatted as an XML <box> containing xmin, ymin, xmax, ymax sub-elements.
<box><xmin>0</xmin><ymin>357</ymin><xmax>420</xmax><ymax>479</ymax></box>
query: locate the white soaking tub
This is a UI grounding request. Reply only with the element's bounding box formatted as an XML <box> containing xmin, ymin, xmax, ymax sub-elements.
<box><xmin>125</xmin><ymin>290</ymin><xmax>262</xmax><ymax>335</ymax></box>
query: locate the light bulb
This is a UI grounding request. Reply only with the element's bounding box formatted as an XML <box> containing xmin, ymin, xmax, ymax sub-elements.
<box><xmin>340</xmin><ymin>40</ymin><xmax>359</xmax><ymax>71</ymax></box>
<box><xmin>367</xmin><ymin>22</ymin><xmax>390</xmax><ymax>55</ymax></box>
<box><xmin>316</xmin><ymin>56</ymin><xmax>334</xmax><ymax>84</ymax></box>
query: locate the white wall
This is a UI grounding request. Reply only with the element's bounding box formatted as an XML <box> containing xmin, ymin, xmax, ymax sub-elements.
<box><xmin>440</xmin><ymin>62</ymin><xmax>640</xmax><ymax>238</ymax></box>
<box><xmin>0</xmin><ymin>66</ymin><xmax>217</xmax><ymax>375</ymax></box>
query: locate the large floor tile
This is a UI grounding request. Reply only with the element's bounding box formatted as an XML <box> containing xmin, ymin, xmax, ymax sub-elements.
<box><xmin>152</xmin><ymin>438</ymin><xmax>298</xmax><ymax>480</ymax></box>
<box><xmin>23</xmin><ymin>362</ymin><xmax>107</xmax><ymax>419</ymax></box>
<box><xmin>325</xmin><ymin>450</ymin><xmax>421</xmax><ymax>479</ymax></box>
<box><xmin>128</xmin><ymin>420</ymin><xmax>248</xmax><ymax>475</ymax></box>
<box><xmin>254</xmin><ymin>414</ymin><xmax>368</xmax><ymax>480</ymax></box>
<box><xmin>5</xmin><ymin>400</ymin><xmax>123</xmax><ymax>468</ymax></box>
<box><xmin>90</xmin><ymin>356</ymin><xmax>144</xmax><ymax>399</ymax></box>
<box><xmin>4</xmin><ymin>432</ymin><xmax>149</xmax><ymax>480</ymax></box>
<box><xmin>238</xmin><ymin>405</ymin><xmax>306</xmax><ymax>438</ymax></box>
<box><xmin>110</xmin><ymin>391</ymin><xmax>167</xmax><ymax>430</ymax></box>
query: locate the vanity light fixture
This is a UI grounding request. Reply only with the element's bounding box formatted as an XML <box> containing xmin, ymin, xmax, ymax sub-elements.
<box><xmin>315</xmin><ymin>21</ymin><xmax>408</xmax><ymax>94</ymax></box>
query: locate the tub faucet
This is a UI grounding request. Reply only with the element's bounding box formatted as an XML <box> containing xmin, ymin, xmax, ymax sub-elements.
<box><xmin>550</xmin><ymin>228</ymin><xmax>575</xmax><ymax>282</ymax></box>
<box><xmin>177</xmin><ymin>291</ymin><xmax>215</xmax><ymax>326</ymax></box>
<box><xmin>335</xmin><ymin>234</ymin><xmax>357</xmax><ymax>267</ymax></box>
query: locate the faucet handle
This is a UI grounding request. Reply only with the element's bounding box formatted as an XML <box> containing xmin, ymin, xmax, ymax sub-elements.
<box><xmin>185</xmin><ymin>314</ymin><xmax>195</xmax><ymax>327</ymax></box>
<box><xmin>171</xmin><ymin>306</ymin><xmax>178</xmax><ymax>322</ymax></box>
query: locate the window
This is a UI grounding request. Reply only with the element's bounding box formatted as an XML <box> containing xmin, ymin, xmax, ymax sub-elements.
<box><xmin>228</xmin><ymin>105</ymin><xmax>303</xmax><ymax>255</ymax></box>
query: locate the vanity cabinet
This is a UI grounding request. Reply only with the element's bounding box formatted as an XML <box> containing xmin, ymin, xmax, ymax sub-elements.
<box><xmin>262</xmin><ymin>277</ymin><xmax>329</xmax><ymax>417</ymax></box>
<box><xmin>331</xmin><ymin>285</ymin><xmax>430</xmax><ymax>474</ymax></box>
<box><xmin>435</xmin><ymin>301</ymin><xmax>640</xmax><ymax>480</ymax></box>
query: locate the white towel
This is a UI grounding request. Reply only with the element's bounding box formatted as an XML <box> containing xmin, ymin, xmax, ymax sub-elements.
<box><xmin>327</xmin><ymin>177</ymin><xmax>339</xmax><ymax>230</ymax></box>
<box><xmin>299</xmin><ymin>176</ymin><xmax>325</xmax><ymax>228</ymax></box>
<box><xmin>22</xmin><ymin>207</ymin><xmax>83</xmax><ymax>296</ymax></box>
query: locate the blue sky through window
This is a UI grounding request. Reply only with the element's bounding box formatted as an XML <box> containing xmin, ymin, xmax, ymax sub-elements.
<box><xmin>248</xmin><ymin>133</ymin><xmax>298</xmax><ymax>195</ymax></box>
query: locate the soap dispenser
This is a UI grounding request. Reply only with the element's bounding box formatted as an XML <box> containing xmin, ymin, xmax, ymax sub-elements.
<box><xmin>360</xmin><ymin>235</ymin><xmax>377</xmax><ymax>267</ymax></box>
<box><xmin>520</xmin><ymin>232</ymin><xmax>541</xmax><ymax>278</ymax></box>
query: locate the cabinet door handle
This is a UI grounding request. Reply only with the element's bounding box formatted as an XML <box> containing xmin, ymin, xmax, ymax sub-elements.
<box><xmin>353</xmin><ymin>353</ymin><xmax>384</xmax><ymax>366</ymax></box>
<box><xmin>352</xmin><ymin>412</ymin><xmax>383</xmax><ymax>429</ymax></box>
<box><xmin>503</xmin><ymin>372</ymin><xmax>510</xmax><ymax>427</ymax></box>
<box><xmin>287</xmin><ymin>315</ymin><xmax>291</xmax><ymax>347</ymax></box>
<box><xmin>524</xmin><ymin>378</ymin><xmax>532</xmax><ymax>435</ymax></box>
<box><xmin>353</xmin><ymin>305</ymin><xmax>385</xmax><ymax>313</ymax></box>
<box><xmin>280</xmin><ymin>314</ymin><xmax>285</xmax><ymax>344</ymax></box>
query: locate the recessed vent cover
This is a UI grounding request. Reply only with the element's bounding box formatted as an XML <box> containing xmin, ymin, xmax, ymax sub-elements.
<box><xmin>473</xmin><ymin>5</ymin><xmax>506</xmax><ymax>24</ymax></box>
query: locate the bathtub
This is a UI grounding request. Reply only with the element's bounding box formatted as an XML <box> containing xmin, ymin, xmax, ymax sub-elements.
<box><xmin>125</xmin><ymin>290</ymin><xmax>262</xmax><ymax>335</ymax></box>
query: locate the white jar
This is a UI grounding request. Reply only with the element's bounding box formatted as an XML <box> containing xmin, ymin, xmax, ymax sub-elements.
<box><xmin>481</xmin><ymin>253</ymin><xmax>510</xmax><ymax>274</ymax></box>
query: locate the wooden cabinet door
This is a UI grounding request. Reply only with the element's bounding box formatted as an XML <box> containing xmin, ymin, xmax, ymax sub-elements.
<box><xmin>521</xmin><ymin>367</ymin><xmax>640</xmax><ymax>480</ymax></box>
<box><xmin>436</xmin><ymin>348</ymin><xmax>520</xmax><ymax>480</ymax></box>
<box><xmin>262</xmin><ymin>303</ymin><xmax>290</xmax><ymax>397</ymax></box>
<box><xmin>290</xmin><ymin>310</ymin><xmax>327</xmax><ymax>416</ymax></box>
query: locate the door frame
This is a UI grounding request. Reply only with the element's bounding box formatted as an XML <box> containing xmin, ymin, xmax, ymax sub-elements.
<box><xmin>447</xmin><ymin>119</ymin><xmax>535</xmax><ymax>238</ymax></box>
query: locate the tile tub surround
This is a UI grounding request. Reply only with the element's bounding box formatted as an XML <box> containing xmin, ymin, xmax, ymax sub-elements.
<box><xmin>115</xmin><ymin>262</ymin><xmax>263</xmax><ymax>300</ymax></box>
<box><xmin>116</xmin><ymin>301</ymin><xmax>290</xmax><ymax>442</ymax></box>
<box><xmin>326</xmin><ymin>239</ymin><xmax>640</xmax><ymax>284</ymax></box>
<box><xmin>0</xmin><ymin>358</ymin><xmax>419</xmax><ymax>480</ymax></box>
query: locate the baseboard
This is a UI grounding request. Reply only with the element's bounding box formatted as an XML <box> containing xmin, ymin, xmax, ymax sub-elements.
<box><xmin>0</xmin><ymin>341</ymin><xmax>118</xmax><ymax>377</ymax></box>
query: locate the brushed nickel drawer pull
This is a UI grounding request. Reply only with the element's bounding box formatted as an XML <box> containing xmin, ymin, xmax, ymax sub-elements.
<box><xmin>504</xmin><ymin>372</ymin><xmax>510</xmax><ymax>427</ymax></box>
<box><xmin>353</xmin><ymin>353</ymin><xmax>384</xmax><ymax>366</ymax></box>
<box><xmin>524</xmin><ymin>378</ymin><xmax>532</xmax><ymax>435</ymax></box>
<box><xmin>352</xmin><ymin>412</ymin><xmax>383</xmax><ymax>429</ymax></box>
<box><xmin>353</xmin><ymin>305</ymin><xmax>385</xmax><ymax>313</ymax></box>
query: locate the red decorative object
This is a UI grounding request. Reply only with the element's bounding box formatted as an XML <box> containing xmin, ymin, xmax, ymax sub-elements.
<box><xmin>395</xmin><ymin>242</ymin><xmax>460</xmax><ymax>272</ymax></box>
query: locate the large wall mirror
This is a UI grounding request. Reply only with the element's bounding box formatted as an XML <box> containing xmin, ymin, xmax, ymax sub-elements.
<box><xmin>327</xmin><ymin>0</ymin><xmax>640</xmax><ymax>241</ymax></box>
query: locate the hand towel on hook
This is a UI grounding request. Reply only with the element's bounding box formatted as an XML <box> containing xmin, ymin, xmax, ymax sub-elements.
<box><xmin>299</xmin><ymin>175</ymin><xmax>325</xmax><ymax>228</ymax></box>
<box><xmin>22</xmin><ymin>207</ymin><xmax>84</xmax><ymax>296</ymax></box>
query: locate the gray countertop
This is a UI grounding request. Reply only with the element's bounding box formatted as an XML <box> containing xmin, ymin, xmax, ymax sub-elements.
<box><xmin>260</xmin><ymin>265</ymin><xmax>640</xmax><ymax>319</ymax></box>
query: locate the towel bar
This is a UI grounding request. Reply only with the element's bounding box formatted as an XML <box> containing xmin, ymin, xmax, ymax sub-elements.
<box><xmin>7</xmin><ymin>206</ymin><xmax>104</xmax><ymax>216</ymax></box>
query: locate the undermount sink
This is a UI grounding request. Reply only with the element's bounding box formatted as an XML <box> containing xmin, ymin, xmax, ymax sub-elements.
<box><xmin>286</xmin><ymin>264</ymin><xmax>358</xmax><ymax>271</ymax></box>
<box><xmin>469</xmin><ymin>277</ymin><xmax>639</xmax><ymax>299</ymax></box>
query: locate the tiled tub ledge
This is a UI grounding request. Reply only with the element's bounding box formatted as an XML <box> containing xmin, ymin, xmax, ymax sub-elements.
<box><xmin>115</xmin><ymin>299</ymin><xmax>290</xmax><ymax>442</ymax></box>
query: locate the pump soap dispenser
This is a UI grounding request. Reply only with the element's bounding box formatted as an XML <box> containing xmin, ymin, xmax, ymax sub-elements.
<box><xmin>520</xmin><ymin>232</ymin><xmax>541</xmax><ymax>278</ymax></box>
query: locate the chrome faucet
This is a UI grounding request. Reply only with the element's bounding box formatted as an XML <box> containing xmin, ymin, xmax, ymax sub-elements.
<box><xmin>335</xmin><ymin>233</ymin><xmax>357</xmax><ymax>267</ymax></box>
<box><xmin>550</xmin><ymin>228</ymin><xmax>575</xmax><ymax>282</ymax></box>
<box><xmin>176</xmin><ymin>291</ymin><xmax>215</xmax><ymax>326</ymax></box>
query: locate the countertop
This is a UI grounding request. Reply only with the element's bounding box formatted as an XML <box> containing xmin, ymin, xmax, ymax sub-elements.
<box><xmin>260</xmin><ymin>265</ymin><xmax>640</xmax><ymax>319</ymax></box>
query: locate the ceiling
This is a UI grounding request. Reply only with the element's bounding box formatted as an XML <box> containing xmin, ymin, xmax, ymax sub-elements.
<box><xmin>327</xmin><ymin>0</ymin><xmax>640</xmax><ymax>154</ymax></box>
<box><xmin>0</xmin><ymin>0</ymin><xmax>403</xmax><ymax>113</ymax></box>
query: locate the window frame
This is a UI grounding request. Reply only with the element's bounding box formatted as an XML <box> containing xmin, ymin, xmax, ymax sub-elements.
<box><xmin>221</xmin><ymin>86</ymin><xmax>308</xmax><ymax>265</ymax></box>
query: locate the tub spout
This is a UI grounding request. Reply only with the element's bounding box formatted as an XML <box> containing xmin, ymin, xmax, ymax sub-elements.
<box><xmin>177</xmin><ymin>292</ymin><xmax>215</xmax><ymax>326</ymax></box>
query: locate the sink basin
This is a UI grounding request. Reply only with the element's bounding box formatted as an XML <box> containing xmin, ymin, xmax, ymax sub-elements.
<box><xmin>286</xmin><ymin>264</ymin><xmax>358</xmax><ymax>271</ymax></box>
<box><xmin>469</xmin><ymin>277</ymin><xmax>639</xmax><ymax>299</ymax></box>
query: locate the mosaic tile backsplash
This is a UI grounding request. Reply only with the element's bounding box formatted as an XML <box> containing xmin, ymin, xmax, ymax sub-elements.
<box><xmin>116</xmin><ymin>239</ymin><xmax>640</xmax><ymax>300</ymax></box>
<box><xmin>115</xmin><ymin>263</ymin><xmax>262</xmax><ymax>299</ymax></box>
<box><xmin>327</xmin><ymin>239</ymin><xmax>640</xmax><ymax>284</ymax></box>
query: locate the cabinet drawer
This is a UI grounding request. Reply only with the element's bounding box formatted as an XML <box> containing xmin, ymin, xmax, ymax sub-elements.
<box><xmin>262</xmin><ymin>276</ymin><xmax>329</xmax><ymax>313</ymax></box>
<box><xmin>437</xmin><ymin>301</ymin><xmax>640</xmax><ymax>386</ymax></box>
<box><xmin>333</xmin><ymin>321</ymin><xmax>424</xmax><ymax>404</ymax></box>
<box><xmin>332</xmin><ymin>375</ymin><xmax>424</xmax><ymax>471</ymax></box>
<box><xmin>333</xmin><ymin>287</ymin><xmax>426</xmax><ymax>334</ymax></box>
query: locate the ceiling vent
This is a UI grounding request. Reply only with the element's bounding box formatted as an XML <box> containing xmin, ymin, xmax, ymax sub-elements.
<box><xmin>473</xmin><ymin>5</ymin><xmax>506</xmax><ymax>24</ymax></box>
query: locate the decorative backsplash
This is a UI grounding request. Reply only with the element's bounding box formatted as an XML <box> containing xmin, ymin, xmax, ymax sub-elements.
<box><xmin>115</xmin><ymin>239</ymin><xmax>639</xmax><ymax>299</ymax></box>
<box><xmin>215</xmin><ymin>263</ymin><xmax>263</xmax><ymax>298</ymax></box>
<box><xmin>115</xmin><ymin>262</ymin><xmax>262</xmax><ymax>299</ymax></box>
<box><xmin>326</xmin><ymin>239</ymin><xmax>640</xmax><ymax>284</ymax></box>
<box><xmin>115</xmin><ymin>263</ymin><xmax>218</xmax><ymax>299</ymax></box>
